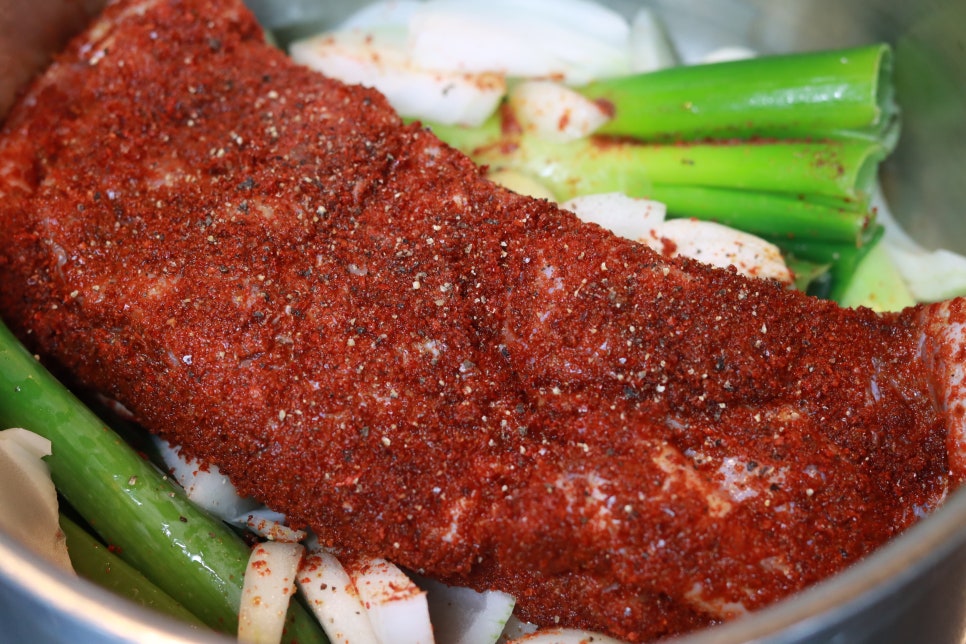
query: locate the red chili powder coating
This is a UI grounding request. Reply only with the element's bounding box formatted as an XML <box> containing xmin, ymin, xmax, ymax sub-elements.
<box><xmin>0</xmin><ymin>0</ymin><xmax>958</xmax><ymax>641</ymax></box>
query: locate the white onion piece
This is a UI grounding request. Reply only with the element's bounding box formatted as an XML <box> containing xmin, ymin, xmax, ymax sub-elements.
<box><xmin>346</xmin><ymin>557</ymin><xmax>434</xmax><ymax>644</ymax></box>
<box><xmin>660</xmin><ymin>218</ymin><xmax>793</xmax><ymax>284</ymax></box>
<box><xmin>508</xmin><ymin>627</ymin><xmax>627</xmax><ymax>644</ymax></box>
<box><xmin>0</xmin><ymin>428</ymin><xmax>73</xmax><ymax>573</ymax></box>
<box><xmin>628</xmin><ymin>7</ymin><xmax>678</xmax><ymax>73</ymax></box>
<box><xmin>497</xmin><ymin>616</ymin><xmax>539</xmax><ymax>643</ymax></box>
<box><xmin>289</xmin><ymin>29</ymin><xmax>505</xmax><ymax>127</ymax></box>
<box><xmin>416</xmin><ymin>575</ymin><xmax>515</xmax><ymax>644</ymax></box>
<box><xmin>407</xmin><ymin>0</ymin><xmax>631</xmax><ymax>84</ymax></box>
<box><xmin>508</xmin><ymin>81</ymin><xmax>610</xmax><ymax>142</ymax></box>
<box><xmin>337</xmin><ymin>0</ymin><xmax>423</xmax><ymax>32</ymax></box>
<box><xmin>886</xmin><ymin>246</ymin><xmax>966</xmax><ymax>303</ymax></box>
<box><xmin>297</xmin><ymin>546</ymin><xmax>380</xmax><ymax>644</ymax></box>
<box><xmin>563</xmin><ymin>192</ymin><xmax>792</xmax><ymax>284</ymax></box>
<box><xmin>873</xmin><ymin>185</ymin><xmax>966</xmax><ymax>302</ymax></box>
<box><xmin>562</xmin><ymin>192</ymin><xmax>667</xmax><ymax>241</ymax></box>
<box><xmin>700</xmin><ymin>45</ymin><xmax>757</xmax><ymax>64</ymax></box>
<box><xmin>236</xmin><ymin>507</ymin><xmax>307</xmax><ymax>543</ymax></box>
<box><xmin>154</xmin><ymin>437</ymin><xmax>260</xmax><ymax>521</ymax></box>
<box><xmin>238</xmin><ymin>541</ymin><xmax>305</xmax><ymax>644</ymax></box>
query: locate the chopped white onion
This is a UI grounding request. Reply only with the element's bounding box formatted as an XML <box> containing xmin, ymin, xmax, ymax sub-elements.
<box><xmin>337</xmin><ymin>0</ymin><xmax>423</xmax><ymax>32</ymax></box>
<box><xmin>497</xmin><ymin>616</ymin><xmax>539</xmax><ymax>643</ymax></box>
<box><xmin>407</xmin><ymin>0</ymin><xmax>630</xmax><ymax>85</ymax></box>
<box><xmin>508</xmin><ymin>81</ymin><xmax>611</xmax><ymax>142</ymax></box>
<box><xmin>628</xmin><ymin>7</ymin><xmax>678</xmax><ymax>73</ymax></box>
<box><xmin>297</xmin><ymin>545</ymin><xmax>381</xmax><ymax>644</ymax></box>
<box><xmin>873</xmin><ymin>185</ymin><xmax>966</xmax><ymax>302</ymax></box>
<box><xmin>289</xmin><ymin>29</ymin><xmax>505</xmax><ymax>127</ymax></box>
<box><xmin>289</xmin><ymin>0</ymin><xmax>682</xmax><ymax>128</ymax></box>
<box><xmin>699</xmin><ymin>45</ymin><xmax>757</xmax><ymax>64</ymax></box>
<box><xmin>660</xmin><ymin>218</ymin><xmax>793</xmax><ymax>284</ymax></box>
<box><xmin>0</xmin><ymin>428</ymin><xmax>73</xmax><ymax>573</ymax></box>
<box><xmin>562</xmin><ymin>192</ymin><xmax>667</xmax><ymax>241</ymax></box>
<box><xmin>345</xmin><ymin>557</ymin><xmax>434</xmax><ymax>644</ymax></box>
<box><xmin>886</xmin><ymin>246</ymin><xmax>966</xmax><ymax>303</ymax></box>
<box><xmin>236</xmin><ymin>507</ymin><xmax>307</xmax><ymax>543</ymax></box>
<box><xmin>154</xmin><ymin>437</ymin><xmax>260</xmax><ymax>521</ymax></box>
<box><xmin>416</xmin><ymin>575</ymin><xmax>515</xmax><ymax>644</ymax></box>
<box><xmin>238</xmin><ymin>541</ymin><xmax>305</xmax><ymax>644</ymax></box>
<box><xmin>563</xmin><ymin>192</ymin><xmax>792</xmax><ymax>284</ymax></box>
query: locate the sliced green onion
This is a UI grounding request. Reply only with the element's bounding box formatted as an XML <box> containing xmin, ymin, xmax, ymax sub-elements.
<box><xmin>579</xmin><ymin>44</ymin><xmax>898</xmax><ymax>146</ymax></box>
<box><xmin>59</xmin><ymin>515</ymin><xmax>207</xmax><ymax>628</ymax></box>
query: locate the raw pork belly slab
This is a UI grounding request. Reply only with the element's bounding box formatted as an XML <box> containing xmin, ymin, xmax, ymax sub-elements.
<box><xmin>1</xmin><ymin>0</ymin><xmax>964</xmax><ymax>640</ymax></box>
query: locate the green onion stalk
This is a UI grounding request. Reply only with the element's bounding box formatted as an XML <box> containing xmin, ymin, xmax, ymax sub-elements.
<box><xmin>771</xmin><ymin>224</ymin><xmax>886</xmax><ymax>302</ymax></box>
<box><xmin>0</xmin><ymin>321</ymin><xmax>326</xmax><ymax>643</ymax></box>
<box><xmin>579</xmin><ymin>43</ymin><xmax>898</xmax><ymax>148</ymax></box>
<box><xmin>424</xmin><ymin>44</ymin><xmax>898</xmax><ymax>299</ymax></box>
<box><xmin>59</xmin><ymin>514</ymin><xmax>208</xmax><ymax>628</ymax></box>
<box><xmin>466</xmin><ymin>133</ymin><xmax>883</xmax><ymax>243</ymax></box>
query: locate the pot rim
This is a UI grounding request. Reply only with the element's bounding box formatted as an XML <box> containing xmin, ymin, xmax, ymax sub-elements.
<box><xmin>3</xmin><ymin>485</ymin><xmax>966</xmax><ymax>643</ymax></box>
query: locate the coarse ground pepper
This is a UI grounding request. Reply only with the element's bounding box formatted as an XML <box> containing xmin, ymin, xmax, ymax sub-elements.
<box><xmin>0</xmin><ymin>0</ymin><xmax>959</xmax><ymax>640</ymax></box>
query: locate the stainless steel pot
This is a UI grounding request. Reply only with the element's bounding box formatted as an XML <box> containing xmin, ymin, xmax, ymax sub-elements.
<box><xmin>2</xmin><ymin>0</ymin><xmax>965</xmax><ymax>642</ymax></box>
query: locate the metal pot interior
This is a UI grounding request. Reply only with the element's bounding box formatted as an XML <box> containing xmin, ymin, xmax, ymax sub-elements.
<box><xmin>2</xmin><ymin>0</ymin><xmax>966</xmax><ymax>642</ymax></box>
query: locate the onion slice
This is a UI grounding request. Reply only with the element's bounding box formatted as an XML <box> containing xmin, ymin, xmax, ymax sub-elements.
<box><xmin>238</xmin><ymin>541</ymin><xmax>305</xmax><ymax>644</ymax></box>
<box><xmin>563</xmin><ymin>192</ymin><xmax>792</xmax><ymax>284</ymax></box>
<box><xmin>873</xmin><ymin>185</ymin><xmax>966</xmax><ymax>302</ymax></box>
<box><xmin>297</xmin><ymin>545</ymin><xmax>380</xmax><ymax>644</ymax></box>
<box><xmin>660</xmin><ymin>218</ymin><xmax>793</xmax><ymax>284</ymax></box>
<box><xmin>345</xmin><ymin>557</ymin><xmax>434</xmax><ymax>644</ymax></box>
<box><xmin>407</xmin><ymin>0</ymin><xmax>631</xmax><ymax>84</ymax></box>
<box><xmin>0</xmin><ymin>428</ymin><xmax>73</xmax><ymax>573</ymax></box>
<box><xmin>508</xmin><ymin>81</ymin><xmax>611</xmax><ymax>142</ymax></box>
<box><xmin>235</xmin><ymin>507</ymin><xmax>307</xmax><ymax>543</ymax></box>
<box><xmin>417</xmin><ymin>575</ymin><xmax>515</xmax><ymax>644</ymax></box>
<box><xmin>289</xmin><ymin>29</ymin><xmax>505</xmax><ymax>127</ymax></box>
<box><xmin>628</xmin><ymin>7</ymin><xmax>678</xmax><ymax>72</ymax></box>
<box><xmin>562</xmin><ymin>192</ymin><xmax>667</xmax><ymax>241</ymax></box>
<box><xmin>155</xmin><ymin>437</ymin><xmax>260</xmax><ymax>521</ymax></box>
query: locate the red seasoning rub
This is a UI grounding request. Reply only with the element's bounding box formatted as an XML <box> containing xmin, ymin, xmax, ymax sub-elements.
<box><xmin>1</xmin><ymin>0</ymin><xmax>965</xmax><ymax>641</ymax></box>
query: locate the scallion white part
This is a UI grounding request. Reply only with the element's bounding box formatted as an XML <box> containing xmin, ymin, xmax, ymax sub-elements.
<box><xmin>0</xmin><ymin>428</ymin><xmax>73</xmax><ymax>573</ymax></box>
<box><xmin>238</xmin><ymin>541</ymin><xmax>305</xmax><ymax>644</ymax></box>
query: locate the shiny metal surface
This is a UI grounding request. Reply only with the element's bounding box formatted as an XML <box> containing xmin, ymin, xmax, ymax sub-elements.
<box><xmin>0</xmin><ymin>531</ymin><xmax>230</xmax><ymax>644</ymax></box>
<box><xmin>2</xmin><ymin>0</ymin><xmax>966</xmax><ymax>642</ymax></box>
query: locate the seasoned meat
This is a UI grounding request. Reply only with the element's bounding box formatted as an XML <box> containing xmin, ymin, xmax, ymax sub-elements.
<box><xmin>0</xmin><ymin>0</ymin><xmax>963</xmax><ymax>640</ymax></box>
